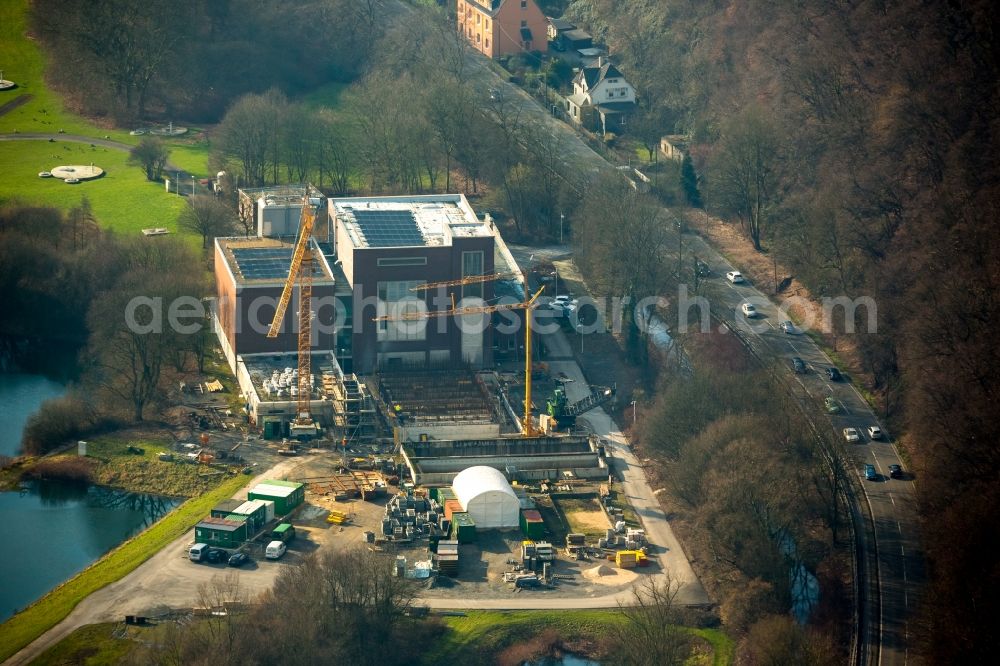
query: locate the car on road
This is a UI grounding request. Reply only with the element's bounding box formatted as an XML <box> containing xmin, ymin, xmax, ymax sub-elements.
<box><xmin>779</xmin><ymin>320</ymin><xmax>797</xmax><ymax>334</ymax></box>
<box><xmin>864</xmin><ymin>463</ymin><xmax>877</xmax><ymax>481</ymax></box>
<box><xmin>792</xmin><ymin>357</ymin><xmax>806</xmax><ymax>373</ymax></box>
<box><xmin>228</xmin><ymin>552</ymin><xmax>250</xmax><ymax>568</ymax></box>
<box><xmin>843</xmin><ymin>427</ymin><xmax>861</xmax><ymax>443</ymax></box>
<box><xmin>824</xmin><ymin>397</ymin><xmax>841</xmax><ymax>413</ymax></box>
<box><xmin>740</xmin><ymin>302</ymin><xmax>758</xmax><ymax>317</ymax></box>
<box><xmin>867</xmin><ymin>425</ymin><xmax>883</xmax><ymax>440</ymax></box>
<box><xmin>826</xmin><ymin>367</ymin><xmax>842</xmax><ymax>381</ymax></box>
<box><xmin>695</xmin><ymin>260</ymin><xmax>711</xmax><ymax>277</ymax></box>
<box><xmin>726</xmin><ymin>270</ymin><xmax>745</xmax><ymax>284</ymax></box>
<box><xmin>888</xmin><ymin>464</ymin><xmax>903</xmax><ymax>479</ymax></box>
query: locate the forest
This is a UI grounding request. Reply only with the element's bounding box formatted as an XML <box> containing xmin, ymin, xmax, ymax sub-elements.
<box><xmin>561</xmin><ymin>0</ymin><xmax>999</xmax><ymax>660</ymax></box>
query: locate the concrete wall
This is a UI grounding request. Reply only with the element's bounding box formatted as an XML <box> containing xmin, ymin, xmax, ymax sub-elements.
<box><xmin>399</xmin><ymin>422</ymin><xmax>501</xmax><ymax>442</ymax></box>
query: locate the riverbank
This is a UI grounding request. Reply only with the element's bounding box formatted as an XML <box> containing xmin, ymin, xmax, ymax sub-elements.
<box><xmin>1</xmin><ymin>434</ymin><xmax>235</xmax><ymax>495</ymax></box>
<box><xmin>0</xmin><ymin>473</ymin><xmax>248</xmax><ymax>663</ymax></box>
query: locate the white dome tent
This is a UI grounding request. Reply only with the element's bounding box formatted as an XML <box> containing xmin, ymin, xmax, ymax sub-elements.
<box><xmin>451</xmin><ymin>466</ymin><xmax>520</xmax><ymax>529</ymax></box>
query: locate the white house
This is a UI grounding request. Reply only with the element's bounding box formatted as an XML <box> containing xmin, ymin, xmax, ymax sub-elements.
<box><xmin>565</xmin><ymin>58</ymin><xmax>637</xmax><ymax>135</ymax></box>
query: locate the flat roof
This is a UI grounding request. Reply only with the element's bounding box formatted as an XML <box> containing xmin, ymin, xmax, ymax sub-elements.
<box><xmin>241</xmin><ymin>351</ymin><xmax>340</xmax><ymax>403</ymax></box>
<box><xmin>217</xmin><ymin>237</ymin><xmax>333</xmax><ymax>285</ymax></box>
<box><xmin>251</xmin><ymin>482</ymin><xmax>300</xmax><ymax>498</ymax></box>
<box><xmin>197</xmin><ymin>516</ymin><xmax>247</xmax><ymax>532</ymax></box>
<box><xmin>333</xmin><ymin>195</ymin><xmax>491</xmax><ymax>249</ymax></box>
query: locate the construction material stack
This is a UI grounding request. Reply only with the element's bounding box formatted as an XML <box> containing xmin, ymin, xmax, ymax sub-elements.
<box><xmin>435</xmin><ymin>540</ymin><xmax>460</xmax><ymax>576</ymax></box>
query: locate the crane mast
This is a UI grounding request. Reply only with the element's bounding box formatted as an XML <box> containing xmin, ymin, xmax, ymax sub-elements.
<box><xmin>267</xmin><ymin>194</ymin><xmax>321</xmax><ymax>438</ymax></box>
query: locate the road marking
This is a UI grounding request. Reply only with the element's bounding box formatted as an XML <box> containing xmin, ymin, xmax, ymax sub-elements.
<box><xmin>888</xmin><ymin>493</ymin><xmax>895</xmax><ymax>506</ymax></box>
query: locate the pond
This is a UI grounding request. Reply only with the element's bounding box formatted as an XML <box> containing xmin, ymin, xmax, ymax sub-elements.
<box><xmin>0</xmin><ymin>482</ymin><xmax>180</xmax><ymax>622</ymax></box>
<box><xmin>524</xmin><ymin>656</ymin><xmax>600</xmax><ymax>666</ymax></box>
<box><xmin>0</xmin><ymin>372</ymin><xmax>67</xmax><ymax>457</ymax></box>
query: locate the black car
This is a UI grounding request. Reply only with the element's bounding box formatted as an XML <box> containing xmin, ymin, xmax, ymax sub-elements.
<box><xmin>792</xmin><ymin>357</ymin><xmax>806</xmax><ymax>373</ymax></box>
<box><xmin>695</xmin><ymin>260</ymin><xmax>711</xmax><ymax>277</ymax></box>
<box><xmin>228</xmin><ymin>552</ymin><xmax>250</xmax><ymax>567</ymax></box>
<box><xmin>826</xmin><ymin>367</ymin><xmax>842</xmax><ymax>381</ymax></box>
<box><xmin>888</xmin><ymin>464</ymin><xmax>903</xmax><ymax>479</ymax></box>
<box><xmin>205</xmin><ymin>548</ymin><xmax>227</xmax><ymax>564</ymax></box>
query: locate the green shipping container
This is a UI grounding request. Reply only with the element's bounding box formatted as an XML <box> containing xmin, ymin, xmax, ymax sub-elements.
<box><xmin>451</xmin><ymin>512</ymin><xmax>477</xmax><ymax>544</ymax></box>
<box><xmin>272</xmin><ymin>523</ymin><xmax>296</xmax><ymax>542</ymax></box>
<box><xmin>248</xmin><ymin>480</ymin><xmax>305</xmax><ymax>516</ymax></box>
<box><xmin>195</xmin><ymin>516</ymin><xmax>248</xmax><ymax>549</ymax></box>
<box><xmin>520</xmin><ymin>509</ymin><xmax>545</xmax><ymax>540</ymax></box>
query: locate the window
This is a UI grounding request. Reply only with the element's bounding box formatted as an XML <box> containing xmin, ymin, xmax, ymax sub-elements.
<box><xmin>377</xmin><ymin>256</ymin><xmax>428</xmax><ymax>267</ymax></box>
<box><xmin>476</xmin><ymin>14</ymin><xmax>480</xmax><ymax>24</ymax></box>
<box><xmin>462</xmin><ymin>251</ymin><xmax>485</xmax><ymax>300</ymax></box>
<box><xmin>476</xmin><ymin>33</ymin><xmax>481</xmax><ymax>43</ymax></box>
<box><xmin>521</xmin><ymin>20</ymin><xmax>527</xmax><ymax>27</ymax></box>
<box><xmin>485</xmin><ymin>38</ymin><xmax>490</xmax><ymax>49</ymax></box>
<box><xmin>377</xmin><ymin>280</ymin><xmax>427</xmax><ymax>342</ymax></box>
<box><xmin>521</xmin><ymin>0</ymin><xmax>527</xmax><ymax>7</ymax></box>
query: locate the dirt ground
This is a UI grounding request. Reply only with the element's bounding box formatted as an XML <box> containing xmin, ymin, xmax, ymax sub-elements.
<box><xmin>555</xmin><ymin>496</ymin><xmax>612</xmax><ymax>537</ymax></box>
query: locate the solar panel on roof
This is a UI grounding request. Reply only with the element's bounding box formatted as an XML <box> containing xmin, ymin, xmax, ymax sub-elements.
<box><xmin>232</xmin><ymin>248</ymin><xmax>324</xmax><ymax>280</ymax></box>
<box><xmin>352</xmin><ymin>209</ymin><xmax>424</xmax><ymax>247</ymax></box>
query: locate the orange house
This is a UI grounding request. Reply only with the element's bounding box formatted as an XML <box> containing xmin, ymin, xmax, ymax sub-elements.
<box><xmin>456</xmin><ymin>0</ymin><xmax>547</xmax><ymax>58</ymax></box>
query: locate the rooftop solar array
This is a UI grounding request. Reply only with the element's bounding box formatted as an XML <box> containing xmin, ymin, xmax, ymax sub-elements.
<box><xmin>231</xmin><ymin>247</ymin><xmax>324</xmax><ymax>281</ymax></box>
<box><xmin>351</xmin><ymin>209</ymin><xmax>425</xmax><ymax>247</ymax></box>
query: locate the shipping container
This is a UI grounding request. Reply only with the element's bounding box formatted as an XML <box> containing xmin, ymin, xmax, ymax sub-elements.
<box><xmin>248</xmin><ymin>480</ymin><xmax>305</xmax><ymax>515</ymax></box>
<box><xmin>451</xmin><ymin>512</ymin><xmax>477</xmax><ymax>544</ymax></box>
<box><xmin>519</xmin><ymin>509</ymin><xmax>545</xmax><ymax>540</ymax></box>
<box><xmin>443</xmin><ymin>499</ymin><xmax>464</xmax><ymax>521</ymax></box>
<box><xmin>210</xmin><ymin>498</ymin><xmax>245</xmax><ymax>519</ymax></box>
<box><xmin>272</xmin><ymin>523</ymin><xmax>296</xmax><ymax>542</ymax></box>
<box><xmin>195</xmin><ymin>516</ymin><xmax>248</xmax><ymax>549</ymax></box>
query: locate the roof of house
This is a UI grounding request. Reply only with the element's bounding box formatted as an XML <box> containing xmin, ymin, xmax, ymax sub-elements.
<box><xmin>548</xmin><ymin>17</ymin><xmax>575</xmax><ymax>31</ymax></box>
<box><xmin>594</xmin><ymin>101</ymin><xmax>638</xmax><ymax>114</ymax></box>
<box><xmin>575</xmin><ymin>61</ymin><xmax>627</xmax><ymax>90</ymax></box>
<box><xmin>562</xmin><ymin>28</ymin><xmax>592</xmax><ymax>43</ymax></box>
<box><xmin>464</xmin><ymin>0</ymin><xmax>514</xmax><ymax>18</ymax></box>
<box><xmin>333</xmin><ymin>195</ymin><xmax>492</xmax><ymax>249</ymax></box>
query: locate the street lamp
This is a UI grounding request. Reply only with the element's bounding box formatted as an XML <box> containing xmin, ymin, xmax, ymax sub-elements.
<box><xmin>631</xmin><ymin>400</ymin><xmax>637</xmax><ymax>427</ymax></box>
<box><xmin>576</xmin><ymin>324</ymin><xmax>584</xmax><ymax>354</ymax></box>
<box><xmin>560</xmin><ymin>213</ymin><xmax>564</xmax><ymax>244</ymax></box>
<box><xmin>192</xmin><ymin>175</ymin><xmax>196</xmax><ymax>196</ymax></box>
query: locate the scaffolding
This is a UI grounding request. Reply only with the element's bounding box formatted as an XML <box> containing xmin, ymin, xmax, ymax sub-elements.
<box><xmin>329</xmin><ymin>373</ymin><xmax>376</xmax><ymax>441</ymax></box>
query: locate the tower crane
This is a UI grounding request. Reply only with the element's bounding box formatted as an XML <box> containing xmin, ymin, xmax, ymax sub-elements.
<box><xmin>266</xmin><ymin>193</ymin><xmax>322</xmax><ymax>439</ymax></box>
<box><xmin>373</xmin><ymin>286</ymin><xmax>546</xmax><ymax>436</ymax></box>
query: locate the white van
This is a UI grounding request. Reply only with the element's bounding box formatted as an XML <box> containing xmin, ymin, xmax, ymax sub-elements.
<box><xmin>189</xmin><ymin>543</ymin><xmax>209</xmax><ymax>562</ymax></box>
<box><xmin>265</xmin><ymin>540</ymin><xmax>287</xmax><ymax>560</ymax></box>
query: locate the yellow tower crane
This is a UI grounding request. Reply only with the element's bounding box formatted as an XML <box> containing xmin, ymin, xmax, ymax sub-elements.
<box><xmin>266</xmin><ymin>194</ymin><xmax>322</xmax><ymax>439</ymax></box>
<box><xmin>373</xmin><ymin>284</ymin><xmax>545</xmax><ymax>437</ymax></box>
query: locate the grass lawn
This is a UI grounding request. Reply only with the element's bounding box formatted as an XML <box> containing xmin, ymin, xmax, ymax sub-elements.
<box><xmin>0</xmin><ymin>140</ymin><xmax>189</xmax><ymax>236</ymax></box>
<box><xmin>82</xmin><ymin>437</ymin><xmax>233</xmax><ymax>497</ymax></box>
<box><xmin>0</xmin><ymin>1</ymin><xmax>132</xmax><ymax>141</ymax></box>
<box><xmin>164</xmin><ymin>140</ymin><xmax>212</xmax><ymax>178</ymax></box>
<box><xmin>422</xmin><ymin>610</ymin><xmax>734</xmax><ymax>665</ymax></box>
<box><xmin>0</xmin><ymin>473</ymin><xmax>248</xmax><ymax>663</ymax></box>
<box><xmin>27</xmin><ymin>622</ymin><xmax>136</xmax><ymax>666</ymax></box>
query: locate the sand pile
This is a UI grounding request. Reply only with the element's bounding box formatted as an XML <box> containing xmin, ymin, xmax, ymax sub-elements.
<box><xmin>582</xmin><ymin>563</ymin><xmax>616</xmax><ymax>579</ymax></box>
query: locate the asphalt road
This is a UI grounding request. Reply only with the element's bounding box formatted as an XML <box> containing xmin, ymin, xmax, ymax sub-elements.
<box><xmin>693</xmin><ymin>248</ymin><xmax>924</xmax><ymax>666</ymax></box>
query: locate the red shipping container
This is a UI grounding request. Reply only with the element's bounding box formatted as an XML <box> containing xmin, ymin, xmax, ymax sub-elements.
<box><xmin>444</xmin><ymin>499</ymin><xmax>464</xmax><ymax>520</ymax></box>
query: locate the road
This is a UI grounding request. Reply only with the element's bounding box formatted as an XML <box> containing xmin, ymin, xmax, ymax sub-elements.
<box><xmin>693</xmin><ymin>248</ymin><xmax>924</xmax><ymax>666</ymax></box>
<box><xmin>428</xmin><ymin>26</ymin><xmax>923</xmax><ymax>662</ymax></box>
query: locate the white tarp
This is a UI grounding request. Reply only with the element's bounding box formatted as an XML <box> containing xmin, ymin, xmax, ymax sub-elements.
<box><xmin>451</xmin><ymin>466</ymin><xmax>519</xmax><ymax>529</ymax></box>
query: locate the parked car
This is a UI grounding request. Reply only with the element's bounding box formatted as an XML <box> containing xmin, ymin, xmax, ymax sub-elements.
<box><xmin>741</xmin><ymin>302</ymin><xmax>758</xmax><ymax>317</ymax></box>
<box><xmin>205</xmin><ymin>548</ymin><xmax>227</xmax><ymax>564</ymax></box>
<box><xmin>867</xmin><ymin>425</ymin><xmax>883</xmax><ymax>440</ymax></box>
<box><xmin>779</xmin><ymin>320</ymin><xmax>797</xmax><ymax>334</ymax></box>
<box><xmin>864</xmin><ymin>463</ymin><xmax>877</xmax><ymax>481</ymax></box>
<box><xmin>265</xmin><ymin>541</ymin><xmax>287</xmax><ymax>560</ymax></box>
<box><xmin>792</xmin><ymin>357</ymin><xmax>806</xmax><ymax>373</ymax></box>
<box><xmin>824</xmin><ymin>397</ymin><xmax>841</xmax><ymax>413</ymax></box>
<box><xmin>826</xmin><ymin>367</ymin><xmax>842</xmax><ymax>381</ymax></box>
<box><xmin>843</xmin><ymin>427</ymin><xmax>861</xmax><ymax>443</ymax></box>
<box><xmin>228</xmin><ymin>552</ymin><xmax>250</xmax><ymax>568</ymax></box>
<box><xmin>726</xmin><ymin>271</ymin><xmax>745</xmax><ymax>284</ymax></box>
<box><xmin>888</xmin><ymin>464</ymin><xmax>903</xmax><ymax>479</ymax></box>
<box><xmin>188</xmin><ymin>543</ymin><xmax>209</xmax><ymax>562</ymax></box>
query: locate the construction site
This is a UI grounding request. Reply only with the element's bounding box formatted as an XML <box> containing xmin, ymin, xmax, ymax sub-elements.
<box><xmin>199</xmin><ymin>188</ymin><xmax>655</xmax><ymax>597</ymax></box>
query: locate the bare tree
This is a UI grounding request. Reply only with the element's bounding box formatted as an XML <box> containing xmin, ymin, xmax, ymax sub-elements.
<box><xmin>612</xmin><ymin>575</ymin><xmax>691</xmax><ymax>666</ymax></box>
<box><xmin>179</xmin><ymin>195</ymin><xmax>239</xmax><ymax>249</ymax></box>
<box><xmin>128</xmin><ymin>137</ymin><xmax>170</xmax><ymax>181</ymax></box>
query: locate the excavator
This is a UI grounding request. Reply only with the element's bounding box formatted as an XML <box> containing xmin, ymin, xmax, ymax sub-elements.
<box><xmin>545</xmin><ymin>383</ymin><xmax>616</xmax><ymax>430</ymax></box>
